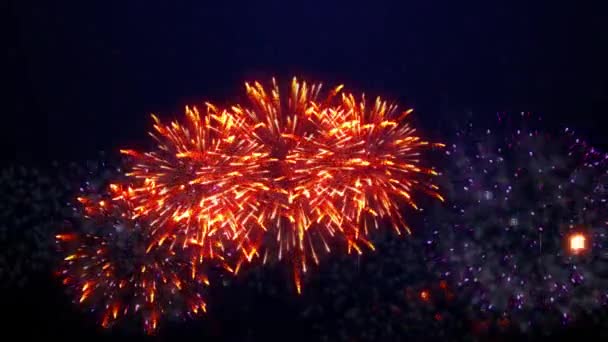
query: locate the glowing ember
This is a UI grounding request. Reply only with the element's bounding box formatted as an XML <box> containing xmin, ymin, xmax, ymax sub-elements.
<box><xmin>568</xmin><ymin>233</ymin><xmax>587</xmax><ymax>254</ymax></box>
<box><xmin>420</xmin><ymin>290</ymin><xmax>430</xmax><ymax>301</ymax></box>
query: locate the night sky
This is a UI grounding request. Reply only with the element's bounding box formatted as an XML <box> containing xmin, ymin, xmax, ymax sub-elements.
<box><xmin>5</xmin><ymin>1</ymin><xmax>608</xmax><ymax>341</ymax></box>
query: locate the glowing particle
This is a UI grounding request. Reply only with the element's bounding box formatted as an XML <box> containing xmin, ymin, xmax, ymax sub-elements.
<box><xmin>568</xmin><ymin>233</ymin><xmax>587</xmax><ymax>254</ymax></box>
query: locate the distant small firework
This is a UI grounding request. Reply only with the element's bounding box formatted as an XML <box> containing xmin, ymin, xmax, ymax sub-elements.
<box><xmin>122</xmin><ymin>77</ymin><xmax>443</xmax><ymax>293</ymax></box>
<box><xmin>566</xmin><ymin>232</ymin><xmax>587</xmax><ymax>255</ymax></box>
<box><xmin>57</xmin><ymin>183</ymin><xmax>209</xmax><ymax>334</ymax></box>
<box><xmin>426</xmin><ymin>113</ymin><xmax>608</xmax><ymax>332</ymax></box>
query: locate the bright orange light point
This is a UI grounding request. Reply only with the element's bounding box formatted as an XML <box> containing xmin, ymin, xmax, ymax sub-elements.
<box><xmin>569</xmin><ymin>233</ymin><xmax>587</xmax><ymax>254</ymax></box>
<box><xmin>420</xmin><ymin>290</ymin><xmax>430</xmax><ymax>302</ymax></box>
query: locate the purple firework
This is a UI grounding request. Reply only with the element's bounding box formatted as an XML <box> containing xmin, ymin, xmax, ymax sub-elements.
<box><xmin>425</xmin><ymin>113</ymin><xmax>608</xmax><ymax>333</ymax></box>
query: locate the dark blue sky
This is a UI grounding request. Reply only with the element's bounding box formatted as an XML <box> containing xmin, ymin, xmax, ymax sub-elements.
<box><xmin>6</xmin><ymin>1</ymin><xmax>608</xmax><ymax>164</ymax></box>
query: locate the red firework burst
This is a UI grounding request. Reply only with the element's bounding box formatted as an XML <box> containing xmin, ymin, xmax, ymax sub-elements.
<box><xmin>56</xmin><ymin>184</ymin><xmax>212</xmax><ymax>334</ymax></box>
<box><xmin>120</xmin><ymin>77</ymin><xmax>443</xmax><ymax>293</ymax></box>
<box><xmin>308</xmin><ymin>92</ymin><xmax>445</xmax><ymax>236</ymax></box>
<box><xmin>120</xmin><ymin>105</ymin><xmax>264</xmax><ymax>261</ymax></box>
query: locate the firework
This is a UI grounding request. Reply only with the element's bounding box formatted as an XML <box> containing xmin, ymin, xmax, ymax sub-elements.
<box><xmin>425</xmin><ymin>113</ymin><xmax>608</xmax><ymax>332</ymax></box>
<box><xmin>57</xmin><ymin>183</ymin><xmax>209</xmax><ymax>334</ymax></box>
<box><xmin>232</xmin><ymin>78</ymin><xmax>444</xmax><ymax>292</ymax></box>
<box><xmin>308</xmin><ymin>92</ymin><xmax>445</xmax><ymax>237</ymax></box>
<box><xmin>120</xmin><ymin>104</ymin><xmax>264</xmax><ymax>269</ymax></box>
<box><xmin>229</xmin><ymin>78</ymin><xmax>359</xmax><ymax>293</ymax></box>
<box><xmin>121</xmin><ymin>78</ymin><xmax>442</xmax><ymax>292</ymax></box>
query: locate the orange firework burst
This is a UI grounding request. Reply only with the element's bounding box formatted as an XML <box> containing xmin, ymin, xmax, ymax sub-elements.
<box><xmin>57</xmin><ymin>184</ymin><xmax>211</xmax><ymax>334</ymax></box>
<box><xmin>226</xmin><ymin>79</ymin><xmax>356</xmax><ymax>292</ymax></box>
<box><xmin>120</xmin><ymin>105</ymin><xmax>264</xmax><ymax>260</ymax></box>
<box><xmin>232</xmin><ymin>78</ymin><xmax>444</xmax><ymax>292</ymax></box>
<box><xmin>309</xmin><ymin>92</ymin><xmax>445</xmax><ymax>236</ymax></box>
<box><xmin>120</xmin><ymin>77</ymin><xmax>443</xmax><ymax>293</ymax></box>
